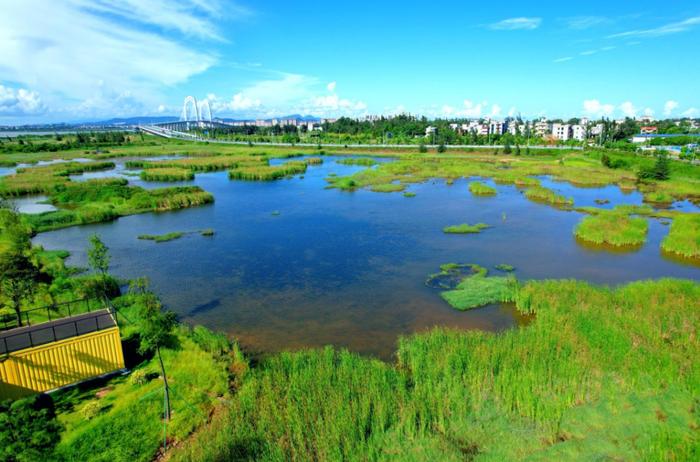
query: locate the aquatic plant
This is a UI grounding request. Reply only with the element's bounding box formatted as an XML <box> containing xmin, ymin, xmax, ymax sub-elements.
<box><xmin>200</xmin><ymin>228</ymin><xmax>215</xmax><ymax>237</ymax></box>
<box><xmin>443</xmin><ymin>223</ymin><xmax>490</xmax><ymax>234</ymax></box>
<box><xmin>336</xmin><ymin>158</ymin><xmax>378</xmax><ymax>167</ymax></box>
<box><xmin>171</xmin><ymin>278</ymin><xmax>700</xmax><ymax>461</ymax></box>
<box><xmin>494</xmin><ymin>264</ymin><xmax>514</xmax><ymax>272</ymax></box>
<box><xmin>140</xmin><ymin>168</ymin><xmax>194</xmax><ymax>182</ymax></box>
<box><xmin>228</xmin><ymin>161</ymin><xmax>307</xmax><ymax>181</ymax></box>
<box><xmin>403</xmin><ymin>192</ymin><xmax>416</xmax><ymax>198</ymax></box>
<box><xmin>468</xmin><ymin>181</ymin><xmax>497</xmax><ymax>196</ymax></box>
<box><xmin>304</xmin><ymin>157</ymin><xmax>324</xmax><ymax>165</ymax></box>
<box><xmin>661</xmin><ymin>213</ymin><xmax>700</xmax><ymax>259</ymax></box>
<box><xmin>440</xmin><ymin>269</ymin><xmax>517</xmax><ymax>310</ymax></box>
<box><xmin>137</xmin><ymin>232</ymin><xmax>185</xmax><ymax>243</ymax></box>
<box><xmin>370</xmin><ymin>183</ymin><xmax>405</xmax><ymax>193</ymax></box>
<box><xmin>574</xmin><ymin>210</ymin><xmax>648</xmax><ymax>247</ymax></box>
<box><xmin>523</xmin><ymin>186</ymin><xmax>574</xmax><ymax>207</ymax></box>
<box><xmin>0</xmin><ymin>161</ymin><xmax>116</xmax><ymax>197</ymax></box>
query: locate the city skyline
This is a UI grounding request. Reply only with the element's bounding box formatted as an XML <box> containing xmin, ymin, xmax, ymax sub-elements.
<box><xmin>1</xmin><ymin>0</ymin><xmax>699</xmax><ymax>124</ymax></box>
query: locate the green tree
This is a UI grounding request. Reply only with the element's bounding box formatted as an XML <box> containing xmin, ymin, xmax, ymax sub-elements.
<box><xmin>418</xmin><ymin>143</ymin><xmax>428</xmax><ymax>153</ymax></box>
<box><xmin>138</xmin><ymin>295</ymin><xmax>177</xmax><ymax>421</ymax></box>
<box><xmin>503</xmin><ymin>142</ymin><xmax>512</xmax><ymax>154</ymax></box>
<box><xmin>601</xmin><ymin>153</ymin><xmax>612</xmax><ymax>168</ymax></box>
<box><xmin>515</xmin><ymin>144</ymin><xmax>521</xmax><ymax>156</ymax></box>
<box><xmin>0</xmin><ymin>394</ymin><xmax>61</xmax><ymax>462</ymax></box>
<box><xmin>437</xmin><ymin>143</ymin><xmax>446</xmax><ymax>153</ymax></box>
<box><xmin>87</xmin><ymin>234</ymin><xmax>110</xmax><ymax>296</ymax></box>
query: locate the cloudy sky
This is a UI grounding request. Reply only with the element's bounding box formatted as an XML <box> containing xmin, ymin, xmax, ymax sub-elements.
<box><xmin>0</xmin><ymin>0</ymin><xmax>699</xmax><ymax>123</ymax></box>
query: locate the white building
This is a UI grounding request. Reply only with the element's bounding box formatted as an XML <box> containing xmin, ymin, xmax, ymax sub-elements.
<box><xmin>425</xmin><ymin>126</ymin><xmax>437</xmax><ymax>137</ymax></box>
<box><xmin>534</xmin><ymin>119</ymin><xmax>550</xmax><ymax>137</ymax></box>
<box><xmin>489</xmin><ymin>120</ymin><xmax>504</xmax><ymax>136</ymax></box>
<box><xmin>551</xmin><ymin>123</ymin><xmax>571</xmax><ymax>141</ymax></box>
<box><xmin>571</xmin><ymin>125</ymin><xmax>586</xmax><ymax>141</ymax></box>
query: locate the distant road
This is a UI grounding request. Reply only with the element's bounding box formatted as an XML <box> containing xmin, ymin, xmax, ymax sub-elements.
<box><xmin>139</xmin><ymin>125</ymin><xmax>583</xmax><ymax>151</ymax></box>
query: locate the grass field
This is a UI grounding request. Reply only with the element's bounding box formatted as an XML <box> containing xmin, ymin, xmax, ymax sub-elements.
<box><xmin>574</xmin><ymin>210</ymin><xmax>649</xmax><ymax>247</ymax></box>
<box><xmin>170</xmin><ymin>278</ymin><xmax>700</xmax><ymax>461</ymax></box>
<box><xmin>661</xmin><ymin>213</ymin><xmax>700</xmax><ymax>260</ymax></box>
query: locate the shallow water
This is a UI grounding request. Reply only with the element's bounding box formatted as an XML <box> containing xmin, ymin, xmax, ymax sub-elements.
<box><xmin>33</xmin><ymin>156</ymin><xmax>700</xmax><ymax>359</ymax></box>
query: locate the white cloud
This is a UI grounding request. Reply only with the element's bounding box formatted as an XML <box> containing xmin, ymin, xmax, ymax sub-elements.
<box><xmin>489</xmin><ymin>17</ymin><xmax>541</xmax><ymax>30</ymax></box>
<box><xmin>619</xmin><ymin>101</ymin><xmax>637</xmax><ymax>118</ymax></box>
<box><xmin>491</xmin><ymin>104</ymin><xmax>502</xmax><ymax>117</ymax></box>
<box><xmin>580</xmin><ymin>50</ymin><xmax>597</xmax><ymax>56</ymax></box>
<box><xmin>554</xmin><ymin>56</ymin><xmax>573</xmax><ymax>63</ymax></box>
<box><xmin>643</xmin><ymin>107</ymin><xmax>654</xmax><ymax>117</ymax></box>
<box><xmin>608</xmin><ymin>16</ymin><xmax>700</xmax><ymax>38</ymax></box>
<box><xmin>562</xmin><ymin>16</ymin><xmax>610</xmax><ymax>30</ymax></box>
<box><xmin>663</xmin><ymin>100</ymin><xmax>679</xmax><ymax>116</ymax></box>
<box><xmin>682</xmin><ymin>108</ymin><xmax>699</xmax><ymax>118</ymax></box>
<box><xmin>441</xmin><ymin>100</ymin><xmax>490</xmax><ymax>118</ymax></box>
<box><xmin>507</xmin><ymin>107</ymin><xmax>517</xmax><ymax>117</ymax></box>
<box><xmin>327</xmin><ymin>81</ymin><xmax>337</xmax><ymax>92</ymax></box>
<box><xmin>0</xmin><ymin>0</ymin><xmax>227</xmax><ymax>119</ymax></box>
<box><xmin>582</xmin><ymin>99</ymin><xmax>615</xmax><ymax>117</ymax></box>
<box><xmin>0</xmin><ymin>84</ymin><xmax>46</xmax><ymax>115</ymax></box>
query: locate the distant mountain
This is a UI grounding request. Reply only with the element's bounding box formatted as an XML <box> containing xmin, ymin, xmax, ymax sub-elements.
<box><xmin>90</xmin><ymin>116</ymin><xmax>179</xmax><ymax>126</ymax></box>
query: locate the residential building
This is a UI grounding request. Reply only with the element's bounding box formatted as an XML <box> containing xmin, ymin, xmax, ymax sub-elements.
<box><xmin>571</xmin><ymin>125</ymin><xmax>586</xmax><ymax>141</ymax></box>
<box><xmin>534</xmin><ymin>119</ymin><xmax>551</xmax><ymax>137</ymax></box>
<box><xmin>551</xmin><ymin>123</ymin><xmax>571</xmax><ymax>141</ymax></box>
<box><xmin>640</xmin><ymin>126</ymin><xmax>658</xmax><ymax>134</ymax></box>
<box><xmin>489</xmin><ymin>120</ymin><xmax>504</xmax><ymax>136</ymax></box>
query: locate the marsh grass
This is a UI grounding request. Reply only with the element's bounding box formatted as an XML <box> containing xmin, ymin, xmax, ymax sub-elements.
<box><xmin>126</xmin><ymin>156</ymin><xmax>266</xmax><ymax>172</ymax></box>
<box><xmin>443</xmin><ymin>223</ymin><xmax>490</xmax><ymax>234</ymax></box>
<box><xmin>661</xmin><ymin>213</ymin><xmax>700</xmax><ymax>260</ymax></box>
<box><xmin>403</xmin><ymin>192</ymin><xmax>416</xmax><ymax>198</ymax></box>
<box><xmin>494</xmin><ymin>264</ymin><xmax>514</xmax><ymax>272</ymax></box>
<box><xmin>370</xmin><ymin>183</ymin><xmax>405</xmax><ymax>193</ymax></box>
<box><xmin>173</xmin><ymin>279</ymin><xmax>700</xmax><ymax>461</ymax></box>
<box><xmin>0</xmin><ymin>161</ymin><xmax>116</xmax><ymax>196</ymax></box>
<box><xmin>468</xmin><ymin>181</ymin><xmax>497</xmax><ymax>196</ymax></box>
<box><xmin>229</xmin><ymin>161</ymin><xmax>307</xmax><ymax>181</ymax></box>
<box><xmin>140</xmin><ymin>167</ymin><xmax>194</xmax><ymax>182</ymax></box>
<box><xmin>524</xmin><ymin>186</ymin><xmax>574</xmax><ymax>207</ymax></box>
<box><xmin>200</xmin><ymin>228</ymin><xmax>215</xmax><ymax>236</ymax></box>
<box><xmin>574</xmin><ymin>210</ymin><xmax>648</xmax><ymax>247</ymax></box>
<box><xmin>25</xmin><ymin>181</ymin><xmax>213</xmax><ymax>232</ymax></box>
<box><xmin>137</xmin><ymin>232</ymin><xmax>185</xmax><ymax>243</ymax></box>
<box><xmin>336</xmin><ymin>158</ymin><xmax>378</xmax><ymax>166</ymax></box>
<box><xmin>304</xmin><ymin>157</ymin><xmax>324</xmax><ymax>165</ymax></box>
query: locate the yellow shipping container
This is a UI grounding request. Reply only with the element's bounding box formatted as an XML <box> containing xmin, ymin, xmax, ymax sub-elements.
<box><xmin>0</xmin><ymin>327</ymin><xmax>125</xmax><ymax>400</ymax></box>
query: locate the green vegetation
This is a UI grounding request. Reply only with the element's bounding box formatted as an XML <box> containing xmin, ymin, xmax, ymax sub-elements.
<box><xmin>574</xmin><ymin>210</ymin><xmax>649</xmax><ymax>247</ymax></box>
<box><xmin>304</xmin><ymin>157</ymin><xmax>324</xmax><ymax>165</ymax></box>
<box><xmin>0</xmin><ymin>161</ymin><xmax>116</xmax><ymax>196</ymax></box>
<box><xmin>369</xmin><ymin>183</ymin><xmax>405</xmax><ymax>193</ymax></box>
<box><xmin>23</xmin><ymin>180</ymin><xmax>214</xmax><ymax>232</ymax></box>
<box><xmin>661</xmin><ymin>213</ymin><xmax>700</xmax><ymax>260</ymax></box>
<box><xmin>137</xmin><ymin>232</ymin><xmax>185</xmax><ymax>243</ymax></box>
<box><xmin>494</xmin><ymin>263</ymin><xmax>514</xmax><ymax>272</ymax></box>
<box><xmin>336</xmin><ymin>157</ymin><xmax>378</xmax><ymax>166</ymax></box>
<box><xmin>200</xmin><ymin>228</ymin><xmax>215</xmax><ymax>236</ymax></box>
<box><xmin>443</xmin><ymin>222</ymin><xmax>489</xmax><ymax>234</ymax></box>
<box><xmin>524</xmin><ymin>186</ymin><xmax>574</xmax><ymax>207</ymax></box>
<box><xmin>140</xmin><ymin>167</ymin><xmax>194</xmax><ymax>182</ymax></box>
<box><xmin>433</xmin><ymin>264</ymin><xmax>517</xmax><ymax>310</ymax></box>
<box><xmin>126</xmin><ymin>155</ymin><xmax>266</xmax><ymax>172</ymax></box>
<box><xmin>403</xmin><ymin>191</ymin><xmax>416</xmax><ymax>198</ymax></box>
<box><xmin>468</xmin><ymin>181</ymin><xmax>496</xmax><ymax>196</ymax></box>
<box><xmin>0</xmin><ymin>394</ymin><xmax>61</xmax><ymax>461</ymax></box>
<box><xmin>173</xmin><ymin>278</ymin><xmax>700</xmax><ymax>461</ymax></box>
<box><xmin>229</xmin><ymin>161</ymin><xmax>307</xmax><ymax>181</ymax></box>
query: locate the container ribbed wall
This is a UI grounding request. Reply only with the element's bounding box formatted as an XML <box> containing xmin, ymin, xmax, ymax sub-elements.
<box><xmin>0</xmin><ymin>327</ymin><xmax>125</xmax><ymax>400</ymax></box>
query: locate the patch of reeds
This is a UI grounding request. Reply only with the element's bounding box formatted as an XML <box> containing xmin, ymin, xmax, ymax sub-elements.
<box><xmin>574</xmin><ymin>210</ymin><xmax>648</xmax><ymax>247</ymax></box>
<box><xmin>137</xmin><ymin>232</ymin><xmax>185</xmax><ymax>242</ymax></box>
<box><xmin>661</xmin><ymin>213</ymin><xmax>700</xmax><ymax>260</ymax></box>
<box><xmin>336</xmin><ymin>157</ymin><xmax>378</xmax><ymax>166</ymax></box>
<box><xmin>524</xmin><ymin>186</ymin><xmax>574</xmax><ymax>207</ymax></box>
<box><xmin>228</xmin><ymin>161</ymin><xmax>307</xmax><ymax>181</ymax></box>
<box><xmin>443</xmin><ymin>223</ymin><xmax>490</xmax><ymax>234</ymax></box>
<box><xmin>140</xmin><ymin>167</ymin><xmax>194</xmax><ymax>182</ymax></box>
<box><xmin>468</xmin><ymin>181</ymin><xmax>497</xmax><ymax>196</ymax></box>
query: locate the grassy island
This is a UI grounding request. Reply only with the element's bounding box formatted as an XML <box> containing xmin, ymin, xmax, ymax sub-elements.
<box><xmin>443</xmin><ymin>223</ymin><xmax>490</xmax><ymax>234</ymax></box>
<box><xmin>661</xmin><ymin>213</ymin><xmax>700</xmax><ymax>260</ymax></box>
<box><xmin>228</xmin><ymin>161</ymin><xmax>307</xmax><ymax>181</ymax></box>
<box><xmin>140</xmin><ymin>167</ymin><xmax>194</xmax><ymax>182</ymax></box>
<box><xmin>574</xmin><ymin>210</ymin><xmax>649</xmax><ymax>247</ymax></box>
<box><xmin>524</xmin><ymin>185</ymin><xmax>574</xmax><ymax>207</ymax></box>
<box><xmin>137</xmin><ymin>232</ymin><xmax>185</xmax><ymax>242</ymax></box>
<box><xmin>468</xmin><ymin>181</ymin><xmax>497</xmax><ymax>196</ymax></box>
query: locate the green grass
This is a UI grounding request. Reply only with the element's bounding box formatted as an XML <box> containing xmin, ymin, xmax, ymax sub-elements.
<box><xmin>468</xmin><ymin>181</ymin><xmax>497</xmax><ymax>196</ymax></box>
<box><xmin>336</xmin><ymin>157</ymin><xmax>378</xmax><ymax>166</ymax></box>
<box><xmin>494</xmin><ymin>264</ymin><xmax>514</xmax><ymax>272</ymax></box>
<box><xmin>661</xmin><ymin>213</ymin><xmax>700</xmax><ymax>260</ymax></box>
<box><xmin>23</xmin><ymin>180</ymin><xmax>214</xmax><ymax>232</ymax></box>
<box><xmin>524</xmin><ymin>186</ymin><xmax>574</xmax><ymax>207</ymax></box>
<box><xmin>304</xmin><ymin>157</ymin><xmax>324</xmax><ymax>165</ymax></box>
<box><xmin>200</xmin><ymin>228</ymin><xmax>215</xmax><ymax>237</ymax></box>
<box><xmin>369</xmin><ymin>183</ymin><xmax>405</xmax><ymax>193</ymax></box>
<box><xmin>0</xmin><ymin>161</ymin><xmax>116</xmax><ymax>197</ymax></box>
<box><xmin>171</xmin><ymin>278</ymin><xmax>700</xmax><ymax>462</ymax></box>
<box><xmin>53</xmin><ymin>294</ymin><xmax>244</xmax><ymax>462</ymax></box>
<box><xmin>228</xmin><ymin>161</ymin><xmax>307</xmax><ymax>181</ymax></box>
<box><xmin>574</xmin><ymin>210</ymin><xmax>649</xmax><ymax>247</ymax></box>
<box><xmin>443</xmin><ymin>223</ymin><xmax>490</xmax><ymax>234</ymax></box>
<box><xmin>137</xmin><ymin>232</ymin><xmax>185</xmax><ymax>243</ymax></box>
<box><xmin>403</xmin><ymin>191</ymin><xmax>416</xmax><ymax>198</ymax></box>
<box><xmin>140</xmin><ymin>167</ymin><xmax>194</xmax><ymax>182</ymax></box>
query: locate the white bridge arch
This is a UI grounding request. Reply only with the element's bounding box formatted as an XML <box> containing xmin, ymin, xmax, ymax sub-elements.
<box><xmin>180</xmin><ymin>96</ymin><xmax>213</xmax><ymax>123</ymax></box>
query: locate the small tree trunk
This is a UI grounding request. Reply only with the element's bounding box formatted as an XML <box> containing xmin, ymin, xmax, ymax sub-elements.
<box><xmin>157</xmin><ymin>346</ymin><xmax>171</xmax><ymax>421</ymax></box>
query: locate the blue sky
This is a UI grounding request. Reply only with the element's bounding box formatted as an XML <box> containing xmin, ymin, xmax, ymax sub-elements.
<box><xmin>0</xmin><ymin>0</ymin><xmax>699</xmax><ymax>123</ymax></box>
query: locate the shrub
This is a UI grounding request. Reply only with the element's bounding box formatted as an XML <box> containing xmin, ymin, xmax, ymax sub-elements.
<box><xmin>0</xmin><ymin>394</ymin><xmax>61</xmax><ymax>462</ymax></box>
